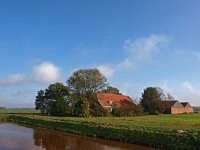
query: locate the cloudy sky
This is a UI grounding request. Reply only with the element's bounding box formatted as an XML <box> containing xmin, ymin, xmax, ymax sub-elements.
<box><xmin>1</xmin><ymin>0</ymin><xmax>200</xmax><ymax>107</ymax></box>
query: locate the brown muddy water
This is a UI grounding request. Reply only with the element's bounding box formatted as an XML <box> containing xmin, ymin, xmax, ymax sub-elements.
<box><xmin>0</xmin><ymin>123</ymin><xmax>158</xmax><ymax>150</ymax></box>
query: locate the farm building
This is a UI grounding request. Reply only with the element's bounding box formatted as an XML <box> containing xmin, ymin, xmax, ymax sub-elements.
<box><xmin>96</xmin><ymin>93</ymin><xmax>133</xmax><ymax>112</ymax></box>
<box><xmin>161</xmin><ymin>100</ymin><xmax>193</xmax><ymax>114</ymax></box>
<box><xmin>181</xmin><ymin>102</ymin><xmax>193</xmax><ymax>113</ymax></box>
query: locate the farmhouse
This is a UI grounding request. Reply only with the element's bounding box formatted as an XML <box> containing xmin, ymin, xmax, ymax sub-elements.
<box><xmin>96</xmin><ymin>93</ymin><xmax>133</xmax><ymax>112</ymax></box>
<box><xmin>161</xmin><ymin>100</ymin><xmax>193</xmax><ymax>114</ymax></box>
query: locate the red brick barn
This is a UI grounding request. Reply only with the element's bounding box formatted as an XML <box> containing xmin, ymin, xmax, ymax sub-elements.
<box><xmin>161</xmin><ymin>101</ymin><xmax>184</xmax><ymax>114</ymax></box>
<box><xmin>161</xmin><ymin>100</ymin><xmax>193</xmax><ymax>114</ymax></box>
<box><xmin>181</xmin><ymin>102</ymin><xmax>193</xmax><ymax>113</ymax></box>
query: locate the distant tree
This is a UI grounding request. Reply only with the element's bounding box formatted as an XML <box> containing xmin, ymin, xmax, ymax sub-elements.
<box><xmin>193</xmin><ymin>106</ymin><xmax>200</xmax><ymax>112</ymax></box>
<box><xmin>35</xmin><ymin>90</ymin><xmax>47</xmax><ymax>113</ymax></box>
<box><xmin>102</xmin><ymin>86</ymin><xmax>121</xmax><ymax>94</ymax></box>
<box><xmin>140</xmin><ymin>87</ymin><xmax>163</xmax><ymax>115</ymax></box>
<box><xmin>156</xmin><ymin>87</ymin><xmax>166</xmax><ymax>100</ymax></box>
<box><xmin>44</xmin><ymin>83</ymin><xmax>70</xmax><ymax>116</ymax></box>
<box><xmin>166</xmin><ymin>93</ymin><xmax>174</xmax><ymax>101</ymax></box>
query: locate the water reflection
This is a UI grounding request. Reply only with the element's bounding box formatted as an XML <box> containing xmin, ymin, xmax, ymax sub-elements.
<box><xmin>0</xmin><ymin>123</ymin><xmax>157</xmax><ymax>150</ymax></box>
<box><xmin>33</xmin><ymin>128</ymin><xmax>130</xmax><ymax>150</ymax></box>
<box><xmin>33</xmin><ymin>126</ymin><xmax>157</xmax><ymax>150</ymax></box>
<box><xmin>0</xmin><ymin>123</ymin><xmax>43</xmax><ymax>150</ymax></box>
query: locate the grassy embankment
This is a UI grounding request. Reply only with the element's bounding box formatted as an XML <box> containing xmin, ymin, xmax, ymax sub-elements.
<box><xmin>0</xmin><ymin>109</ymin><xmax>200</xmax><ymax>149</ymax></box>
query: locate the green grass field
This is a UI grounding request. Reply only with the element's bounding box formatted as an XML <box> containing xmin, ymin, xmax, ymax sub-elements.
<box><xmin>0</xmin><ymin>108</ymin><xmax>40</xmax><ymax>114</ymax></box>
<box><xmin>44</xmin><ymin>113</ymin><xmax>200</xmax><ymax>131</ymax></box>
<box><xmin>0</xmin><ymin>109</ymin><xmax>199</xmax><ymax>131</ymax></box>
<box><xmin>0</xmin><ymin>109</ymin><xmax>199</xmax><ymax>149</ymax></box>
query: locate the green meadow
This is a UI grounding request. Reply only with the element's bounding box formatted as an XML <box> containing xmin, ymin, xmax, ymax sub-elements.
<box><xmin>1</xmin><ymin>109</ymin><xmax>199</xmax><ymax>131</ymax></box>
<box><xmin>0</xmin><ymin>108</ymin><xmax>40</xmax><ymax>114</ymax></box>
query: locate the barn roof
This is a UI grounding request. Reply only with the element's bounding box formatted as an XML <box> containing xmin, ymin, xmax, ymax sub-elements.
<box><xmin>181</xmin><ymin>102</ymin><xmax>188</xmax><ymax>107</ymax></box>
<box><xmin>181</xmin><ymin>102</ymin><xmax>192</xmax><ymax>108</ymax></box>
<box><xmin>97</xmin><ymin>93</ymin><xmax>133</xmax><ymax>107</ymax></box>
<box><xmin>161</xmin><ymin>100</ymin><xmax>191</xmax><ymax>109</ymax></box>
<box><xmin>161</xmin><ymin>100</ymin><xmax>179</xmax><ymax>108</ymax></box>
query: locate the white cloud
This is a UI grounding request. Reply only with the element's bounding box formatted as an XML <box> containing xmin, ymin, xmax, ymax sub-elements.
<box><xmin>97</xmin><ymin>34</ymin><xmax>169</xmax><ymax>74</ymax></box>
<box><xmin>0</xmin><ymin>74</ymin><xmax>26</xmax><ymax>85</ymax></box>
<box><xmin>118</xmin><ymin>58</ymin><xmax>135</xmax><ymax>69</ymax></box>
<box><xmin>0</xmin><ymin>61</ymin><xmax>61</xmax><ymax>86</ymax></box>
<box><xmin>161</xmin><ymin>80</ymin><xmax>173</xmax><ymax>94</ymax></box>
<box><xmin>181</xmin><ymin>81</ymin><xmax>196</xmax><ymax>93</ymax></box>
<box><xmin>180</xmin><ymin>81</ymin><xmax>200</xmax><ymax>106</ymax></box>
<box><xmin>97</xmin><ymin>65</ymin><xmax>114</xmax><ymax>78</ymax></box>
<box><xmin>121</xmin><ymin>34</ymin><xmax>169</xmax><ymax>69</ymax></box>
<box><xmin>32</xmin><ymin>61</ymin><xmax>60</xmax><ymax>83</ymax></box>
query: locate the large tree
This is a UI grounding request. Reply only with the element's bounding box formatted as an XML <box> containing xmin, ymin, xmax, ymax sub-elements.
<box><xmin>35</xmin><ymin>82</ymin><xmax>70</xmax><ymax>116</ymax></box>
<box><xmin>140</xmin><ymin>87</ymin><xmax>163</xmax><ymax>115</ymax></box>
<box><xmin>67</xmin><ymin>69</ymin><xmax>108</xmax><ymax>116</ymax></box>
<box><xmin>102</xmin><ymin>86</ymin><xmax>121</xmax><ymax>94</ymax></box>
<box><xmin>67</xmin><ymin>69</ymin><xmax>107</xmax><ymax>101</ymax></box>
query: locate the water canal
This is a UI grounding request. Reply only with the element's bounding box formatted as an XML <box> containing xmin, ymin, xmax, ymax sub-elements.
<box><xmin>0</xmin><ymin>123</ymin><xmax>158</xmax><ymax>150</ymax></box>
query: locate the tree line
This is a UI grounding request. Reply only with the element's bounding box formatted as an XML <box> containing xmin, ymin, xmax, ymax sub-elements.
<box><xmin>35</xmin><ymin>68</ymin><xmax>173</xmax><ymax>117</ymax></box>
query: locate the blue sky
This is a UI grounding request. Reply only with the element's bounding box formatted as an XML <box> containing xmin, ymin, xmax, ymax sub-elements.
<box><xmin>1</xmin><ymin>0</ymin><xmax>200</xmax><ymax>107</ymax></box>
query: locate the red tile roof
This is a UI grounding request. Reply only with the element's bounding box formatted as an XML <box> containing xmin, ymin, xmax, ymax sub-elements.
<box><xmin>97</xmin><ymin>93</ymin><xmax>133</xmax><ymax>107</ymax></box>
